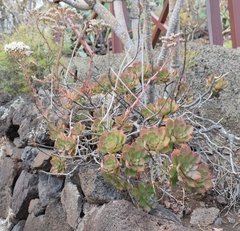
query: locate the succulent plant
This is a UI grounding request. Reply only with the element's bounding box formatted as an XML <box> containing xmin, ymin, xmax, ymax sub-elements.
<box><xmin>121</xmin><ymin>142</ymin><xmax>150</xmax><ymax>177</ymax></box>
<box><xmin>55</xmin><ymin>132</ymin><xmax>77</xmax><ymax>156</ymax></box>
<box><xmin>48</xmin><ymin>122</ymin><xmax>65</xmax><ymax>140</ymax></box>
<box><xmin>128</xmin><ymin>62</ymin><xmax>171</xmax><ymax>84</ymax></box>
<box><xmin>98</xmin><ymin>128</ymin><xmax>126</xmax><ymax>154</ymax></box>
<box><xmin>169</xmin><ymin>145</ymin><xmax>201</xmax><ymax>186</ymax></box>
<box><xmin>101</xmin><ymin>153</ymin><xmax>131</xmax><ymax>191</ymax></box>
<box><xmin>206</xmin><ymin>74</ymin><xmax>228</xmax><ymax>98</ymax></box>
<box><xmin>166</xmin><ymin>118</ymin><xmax>193</xmax><ymax>148</ymax></box>
<box><xmin>114</xmin><ymin>114</ymin><xmax>133</xmax><ymax>132</ymax></box>
<box><xmin>194</xmin><ymin>163</ymin><xmax>213</xmax><ymax>193</ymax></box>
<box><xmin>60</xmin><ymin>88</ymin><xmax>81</xmax><ymax>109</ymax></box>
<box><xmin>136</xmin><ymin>127</ymin><xmax>170</xmax><ymax>153</ymax></box>
<box><xmin>168</xmin><ymin>145</ymin><xmax>213</xmax><ymax>193</ymax></box>
<box><xmin>155</xmin><ymin>68</ymin><xmax>170</xmax><ymax>84</ymax></box>
<box><xmin>73</xmin><ymin>110</ymin><xmax>91</xmax><ymax>123</ymax></box>
<box><xmin>93</xmin><ymin>71</ymin><xmax>139</xmax><ymax>95</ymax></box>
<box><xmin>175</xmin><ymin>80</ymin><xmax>194</xmax><ymax>104</ymax></box>
<box><xmin>71</xmin><ymin>122</ymin><xmax>85</xmax><ymax>136</ymax></box>
<box><xmin>92</xmin><ymin>116</ymin><xmax>114</xmax><ymax>135</ymax></box>
<box><xmin>128</xmin><ymin>62</ymin><xmax>151</xmax><ymax>82</ymax></box>
<box><xmin>155</xmin><ymin>97</ymin><xmax>179</xmax><ymax>119</ymax></box>
<box><xmin>132</xmin><ymin>183</ymin><xmax>158</xmax><ymax>212</ymax></box>
<box><xmin>101</xmin><ymin>154</ymin><xmax>131</xmax><ymax>191</ymax></box>
<box><xmin>124</xmin><ymin>94</ymin><xmax>141</xmax><ymax>108</ymax></box>
<box><xmin>101</xmin><ymin>154</ymin><xmax>121</xmax><ymax>174</ymax></box>
<box><xmin>102</xmin><ymin>172</ymin><xmax>130</xmax><ymax>190</ymax></box>
<box><xmin>93</xmin><ymin>107</ymin><xmax>108</xmax><ymax>118</ymax></box>
<box><xmin>141</xmin><ymin>103</ymin><xmax>156</xmax><ymax>122</ymax></box>
<box><xmin>116</xmin><ymin>72</ymin><xmax>139</xmax><ymax>94</ymax></box>
<box><xmin>50</xmin><ymin>156</ymin><xmax>67</xmax><ymax>173</ymax></box>
<box><xmin>92</xmin><ymin>72</ymin><xmax>113</xmax><ymax>94</ymax></box>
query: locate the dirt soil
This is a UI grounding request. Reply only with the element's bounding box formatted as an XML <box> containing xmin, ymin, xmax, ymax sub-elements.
<box><xmin>166</xmin><ymin>185</ymin><xmax>240</xmax><ymax>231</ymax></box>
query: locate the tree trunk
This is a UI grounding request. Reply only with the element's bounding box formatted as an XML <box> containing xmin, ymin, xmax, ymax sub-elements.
<box><xmin>130</xmin><ymin>0</ymin><xmax>140</xmax><ymax>49</ymax></box>
<box><xmin>113</xmin><ymin>0</ymin><xmax>128</xmax><ymax>33</ymax></box>
<box><xmin>160</xmin><ymin>0</ymin><xmax>182</xmax><ymax>99</ymax></box>
<box><xmin>157</xmin><ymin>0</ymin><xmax>184</xmax><ymax>66</ymax></box>
<box><xmin>169</xmin><ymin>0</ymin><xmax>181</xmax><ymax>70</ymax></box>
<box><xmin>141</xmin><ymin>0</ymin><xmax>155</xmax><ymax>104</ymax></box>
<box><xmin>142</xmin><ymin>0</ymin><xmax>154</xmax><ymax>65</ymax></box>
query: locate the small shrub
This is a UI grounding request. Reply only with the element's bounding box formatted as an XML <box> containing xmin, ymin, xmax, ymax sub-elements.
<box><xmin>9</xmin><ymin>5</ymin><xmax>238</xmax><ymax>213</ymax></box>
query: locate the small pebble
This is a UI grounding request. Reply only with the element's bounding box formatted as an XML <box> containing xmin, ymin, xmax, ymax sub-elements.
<box><xmin>227</xmin><ymin>217</ymin><xmax>236</xmax><ymax>224</ymax></box>
<box><xmin>216</xmin><ymin>195</ymin><xmax>227</xmax><ymax>205</ymax></box>
<box><xmin>185</xmin><ymin>207</ymin><xmax>192</xmax><ymax>215</ymax></box>
<box><xmin>214</xmin><ymin>218</ymin><xmax>222</xmax><ymax>227</ymax></box>
<box><xmin>199</xmin><ymin>202</ymin><xmax>205</xmax><ymax>207</ymax></box>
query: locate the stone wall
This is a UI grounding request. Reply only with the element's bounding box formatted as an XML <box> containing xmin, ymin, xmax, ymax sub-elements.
<box><xmin>0</xmin><ymin>96</ymin><xmax>192</xmax><ymax>231</ymax></box>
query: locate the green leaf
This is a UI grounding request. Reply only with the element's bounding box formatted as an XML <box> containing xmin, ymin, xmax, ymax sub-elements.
<box><xmin>169</xmin><ymin>145</ymin><xmax>213</xmax><ymax>192</ymax></box>
<box><xmin>124</xmin><ymin>167</ymin><xmax>137</xmax><ymax>177</ymax></box>
<box><xmin>102</xmin><ymin>172</ymin><xmax>130</xmax><ymax>190</ymax></box>
<box><xmin>98</xmin><ymin>128</ymin><xmax>126</xmax><ymax>154</ymax></box>
<box><xmin>71</xmin><ymin>122</ymin><xmax>85</xmax><ymax>135</ymax></box>
<box><xmin>132</xmin><ymin>183</ymin><xmax>157</xmax><ymax>212</ymax></box>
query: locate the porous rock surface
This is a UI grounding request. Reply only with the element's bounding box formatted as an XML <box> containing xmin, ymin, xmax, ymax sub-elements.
<box><xmin>0</xmin><ymin>94</ymin><xmax>53</xmax><ymax>146</ymax></box>
<box><xmin>190</xmin><ymin>207</ymin><xmax>220</xmax><ymax>227</ymax></box>
<box><xmin>0</xmin><ymin>157</ymin><xmax>21</xmax><ymax>218</ymax></box>
<box><xmin>185</xmin><ymin>43</ymin><xmax>240</xmax><ymax>136</ymax></box>
<box><xmin>76</xmin><ymin>200</ymin><xmax>193</xmax><ymax>231</ymax></box>
<box><xmin>12</xmin><ymin>170</ymin><xmax>38</xmax><ymax>220</ymax></box>
<box><xmin>61</xmin><ymin>181</ymin><xmax>83</xmax><ymax>229</ymax></box>
<box><xmin>24</xmin><ymin>199</ymin><xmax>72</xmax><ymax>231</ymax></box>
<box><xmin>78</xmin><ymin>163</ymin><xmax>122</xmax><ymax>204</ymax></box>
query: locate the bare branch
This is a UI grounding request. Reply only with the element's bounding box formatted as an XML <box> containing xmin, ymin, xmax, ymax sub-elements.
<box><xmin>54</xmin><ymin>0</ymin><xmax>90</xmax><ymax>10</ymax></box>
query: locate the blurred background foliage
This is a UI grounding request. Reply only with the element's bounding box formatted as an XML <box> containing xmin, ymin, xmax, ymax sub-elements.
<box><xmin>0</xmin><ymin>23</ymin><xmax>57</xmax><ymax>95</ymax></box>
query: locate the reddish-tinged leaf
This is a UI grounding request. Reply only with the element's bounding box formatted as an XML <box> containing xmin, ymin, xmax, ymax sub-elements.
<box><xmin>186</xmin><ymin>170</ymin><xmax>201</xmax><ymax>180</ymax></box>
<box><xmin>71</xmin><ymin>122</ymin><xmax>85</xmax><ymax>135</ymax></box>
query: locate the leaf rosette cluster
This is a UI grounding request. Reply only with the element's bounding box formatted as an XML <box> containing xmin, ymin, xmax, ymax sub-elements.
<box><xmin>169</xmin><ymin>145</ymin><xmax>213</xmax><ymax>193</ymax></box>
<box><xmin>166</xmin><ymin>118</ymin><xmax>193</xmax><ymax>148</ymax></box>
<box><xmin>98</xmin><ymin>128</ymin><xmax>126</xmax><ymax>154</ymax></box>
<box><xmin>206</xmin><ymin>74</ymin><xmax>228</xmax><ymax>98</ymax></box>
<box><xmin>137</xmin><ymin>127</ymin><xmax>170</xmax><ymax>153</ymax></box>
<box><xmin>132</xmin><ymin>183</ymin><xmax>158</xmax><ymax>212</ymax></box>
<box><xmin>122</xmin><ymin>142</ymin><xmax>150</xmax><ymax>176</ymax></box>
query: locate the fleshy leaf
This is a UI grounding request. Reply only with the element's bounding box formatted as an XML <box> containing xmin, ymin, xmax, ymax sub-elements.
<box><xmin>98</xmin><ymin>128</ymin><xmax>126</xmax><ymax>154</ymax></box>
<box><xmin>169</xmin><ymin>145</ymin><xmax>213</xmax><ymax>192</ymax></box>
<box><xmin>136</xmin><ymin>126</ymin><xmax>170</xmax><ymax>152</ymax></box>
<box><xmin>166</xmin><ymin>118</ymin><xmax>193</xmax><ymax>148</ymax></box>
<box><xmin>132</xmin><ymin>183</ymin><xmax>157</xmax><ymax>212</ymax></box>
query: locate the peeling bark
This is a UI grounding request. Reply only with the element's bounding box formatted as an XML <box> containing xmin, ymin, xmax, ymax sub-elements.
<box><xmin>141</xmin><ymin>0</ymin><xmax>154</xmax><ymax>65</ymax></box>
<box><xmin>113</xmin><ymin>0</ymin><xmax>128</xmax><ymax>33</ymax></box>
<box><xmin>169</xmin><ymin>0</ymin><xmax>181</xmax><ymax>70</ymax></box>
<box><xmin>161</xmin><ymin>0</ymin><xmax>182</xmax><ymax>99</ymax></box>
<box><xmin>130</xmin><ymin>0</ymin><xmax>140</xmax><ymax>48</ymax></box>
<box><xmin>141</xmin><ymin>0</ymin><xmax>155</xmax><ymax>104</ymax></box>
